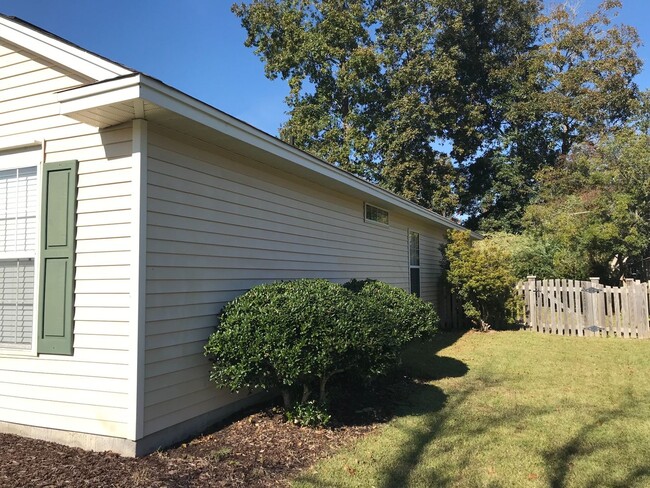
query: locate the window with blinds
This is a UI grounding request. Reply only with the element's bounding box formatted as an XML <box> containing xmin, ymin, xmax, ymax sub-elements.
<box><xmin>0</xmin><ymin>166</ymin><xmax>37</xmax><ymax>348</ymax></box>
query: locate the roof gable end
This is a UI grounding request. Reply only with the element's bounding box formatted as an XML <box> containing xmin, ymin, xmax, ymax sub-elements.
<box><xmin>0</xmin><ymin>14</ymin><xmax>133</xmax><ymax>80</ymax></box>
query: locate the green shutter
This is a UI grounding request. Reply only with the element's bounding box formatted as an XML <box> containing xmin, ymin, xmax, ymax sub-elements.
<box><xmin>38</xmin><ymin>160</ymin><xmax>77</xmax><ymax>355</ymax></box>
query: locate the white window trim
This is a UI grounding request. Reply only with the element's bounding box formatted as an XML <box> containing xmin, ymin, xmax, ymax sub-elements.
<box><xmin>364</xmin><ymin>202</ymin><xmax>390</xmax><ymax>226</ymax></box>
<box><xmin>0</xmin><ymin>142</ymin><xmax>43</xmax><ymax>357</ymax></box>
<box><xmin>408</xmin><ymin>230</ymin><xmax>420</xmax><ymax>295</ymax></box>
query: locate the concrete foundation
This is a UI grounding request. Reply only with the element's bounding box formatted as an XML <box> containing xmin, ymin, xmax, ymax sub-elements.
<box><xmin>0</xmin><ymin>392</ymin><xmax>268</xmax><ymax>457</ymax></box>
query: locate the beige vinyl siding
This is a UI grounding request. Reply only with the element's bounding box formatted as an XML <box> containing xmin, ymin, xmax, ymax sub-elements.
<box><xmin>408</xmin><ymin>221</ymin><xmax>446</xmax><ymax>305</ymax></box>
<box><xmin>0</xmin><ymin>42</ymin><xmax>134</xmax><ymax>439</ymax></box>
<box><xmin>143</xmin><ymin>126</ymin><xmax>446</xmax><ymax>436</ymax></box>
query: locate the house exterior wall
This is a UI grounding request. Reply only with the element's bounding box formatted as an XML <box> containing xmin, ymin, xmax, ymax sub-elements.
<box><xmin>142</xmin><ymin>125</ymin><xmax>447</xmax><ymax>439</ymax></box>
<box><xmin>0</xmin><ymin>41</ymin><xmax>136</xmax><ymax>443</ymax></box>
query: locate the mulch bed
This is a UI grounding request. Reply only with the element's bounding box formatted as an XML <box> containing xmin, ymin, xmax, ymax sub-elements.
<box><xmin>0</xmin><ymin>375</ymin><xmax>412</xmax><ymax>487</ymax></box>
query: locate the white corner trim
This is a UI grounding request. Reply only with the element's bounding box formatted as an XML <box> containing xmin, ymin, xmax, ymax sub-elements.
<box><xmin>0</xmin><ymin>16</ymin><xmax>131</xmax><ymax>80</ymax></box>
<box><xmin>128</xmin><ymin>119</ymin><xmax>148</xmax><ymax>441</ymax></box>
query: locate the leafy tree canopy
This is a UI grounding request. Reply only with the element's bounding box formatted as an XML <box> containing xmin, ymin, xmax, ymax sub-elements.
<box><xmin>233</xmin><ymin>0</ymin><xmax>642</xmax><ymax>228</ymax></box>
<box><xmin>523</xmin><ymin>129</ymin><xmax>650</xmax><ymax>283</ymax></box>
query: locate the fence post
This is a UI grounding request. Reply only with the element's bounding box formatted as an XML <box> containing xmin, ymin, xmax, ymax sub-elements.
<box><xmin>632</xmin><ymin>279</ymin><xmax>647</xmax><ymax>339</ymax></box>
<box><xmin>582</xmin><ymin>278</ymin><xmax>598</xmax><ymax>337</ymax></box>
<box><xmin>624</xmin><ymin>278</ymin><xmax>634</xmax><ymax>338</ymax></box>
<box><xmin>527</xmin><ymin>276</ymin><xmax>536</xmax><ymax>332</ymax></box>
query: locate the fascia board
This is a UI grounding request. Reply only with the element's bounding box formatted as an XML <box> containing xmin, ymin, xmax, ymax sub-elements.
<box><xmin>0</xmin><ymin>16</ymin><xmax>131</xmax><ymax>80</ymax></box>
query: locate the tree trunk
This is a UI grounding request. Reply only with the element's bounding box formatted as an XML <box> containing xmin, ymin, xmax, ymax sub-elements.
<box><xmin>301</xmin><ymin>384</ymin><xmax>311</xmax><ymax>404</ymax></box>
<box><xmin>281</xmin><ymin>389</ymin><xmax>293</xmax><ymax>409</ymax></box>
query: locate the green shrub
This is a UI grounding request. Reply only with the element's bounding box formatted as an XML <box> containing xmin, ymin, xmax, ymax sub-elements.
<box><xmin>285</xmin><ymin>400</ymin><xmax>331</xmax><ymax>427</ymax></box>
<box><xmin>343</xmin><ymin>279</ymin><xmax>439</xmax><ymax>376</ymax></box>
<box><xmin>444</xmin><ymin>230</ymin><xmax>521</xmax><ymax>330</ymax></box>
<box><xmin>204</xmin><ymin>279</ymin><xmax>358</xmax><ymax>408</ymax></box>
<box><xmin>353</xmin><ymin>280</ymin><xmax>438</xmax><ymax>340</ymax></box>
<box><xmin>205</xmin><ymin>278</ymin><xmax>439</xmax><ymax>415</ymax></box>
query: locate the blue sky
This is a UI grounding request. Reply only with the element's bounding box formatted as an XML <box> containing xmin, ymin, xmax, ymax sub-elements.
<box><xmin>1</xmin><ymin>0</ymin><xmax>648</xmax><ymax>136</ymax></box>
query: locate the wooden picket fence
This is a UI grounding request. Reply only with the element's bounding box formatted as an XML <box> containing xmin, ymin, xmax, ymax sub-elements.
<box><xmin>515</xmin><ymin>277</ymin><xmax>650</xmax><ymax>338</ymax></box>
<box><xmin>438</xmin><ymin>286</ymin><xmax>466</xmax><ymax>330</ymax></box>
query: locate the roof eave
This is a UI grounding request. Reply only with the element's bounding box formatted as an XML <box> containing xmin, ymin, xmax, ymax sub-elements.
<box><xmin>57</xmin><ymin>74</ymin><xmax>481</xmax><ymax>238</ymax></box>
<box><xmin>0</xmin><ymin>14</ymin><xmax>132</xmax><ymax>80</ymax></box>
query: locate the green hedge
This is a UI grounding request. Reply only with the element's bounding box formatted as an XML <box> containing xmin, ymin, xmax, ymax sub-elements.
<box><xmin>205</xmin><ymin>279</ymin><xmax>439</xmax><ymax>412</ymax></box>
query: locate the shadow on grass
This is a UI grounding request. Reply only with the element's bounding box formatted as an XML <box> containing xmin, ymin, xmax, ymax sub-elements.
<box><xmin>326</xmin><ymin>331</ymin><xmax>469</xmax><ymax>426</ymax></box>
<box><xmin>401</xmin><ymin>332</ymin><xmax>470</xmax><ymax>382</ymax></box>
<box><xmin>544</xmin><ymin>394</ymin><xmax>650</xmax><ymax>488</ymax></box>
<box><xmin>298</xmin><ymin>332</ymin><xmax>471</xmax><ymax>487</ymax></box>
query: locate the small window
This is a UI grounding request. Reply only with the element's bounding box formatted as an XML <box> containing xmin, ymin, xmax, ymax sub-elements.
<box><xmin>365</xmin><ymin>203</ymin><xmax>389</xmax><ymax>225</ymax></box>
<box><xmin>409</xmin><ymin>231</ymin><xmax>420</xmax><ymax>297</ymax></box>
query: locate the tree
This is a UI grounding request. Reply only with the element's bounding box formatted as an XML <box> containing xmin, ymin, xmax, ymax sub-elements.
<box><xmin>463</xmin><ymin>0</ymin><xmax>642</xmax><ymax>231</ymax></box>
<box><xmin>234</xmin><ymin>1</ymin><xmax>642</xmax><ymax>229</ymax></box>
<box><xmin>233</xmin><ymin>0</ymin><xmax>540</xmax><ymax>216</ymax></box>
<box><xmin>523</xmin><ymin>130</ymin><xmax>650</xmax><ymax>282</ymax></box>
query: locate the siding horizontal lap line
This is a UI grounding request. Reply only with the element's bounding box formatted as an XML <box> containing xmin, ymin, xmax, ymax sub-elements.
<box><xmin>144</xmin><ymin>377</ymin><xmax>213</xmax><ymax>408</ymax></box>
<box><xmin>145</xmin><ymin>353</ymin><xmax>209</xmax><ymax>378</ymax></box>
<box><xmin>144</xmin><ymin>365</ymin><xmax>210</xmax><ymax>391</ymax></box>
<box><xmin>77</xmin><ymin>196</ymin><xmax>132</xmax><ymax>214</ymax></box>
<box><xmin>146</xmin><ymin>192</ymin><xmax>406</xmax><ymax>245</ymax></box>
<box><xmin>0</xmin><ymin>397</ymin><xmax>129</xmax><ymax>423</ymax></box>
<box><xmin>144</xmin><ymin>267</ymin><xmax>406</xmax><ymax>280</ymax></box>
<box><xmin>49</xmin><ymin>143</ymin><xmax>133</xmax><ymax>167</ymax></box>
<box><xmin>146</xmin><ymin>253</ymin><xmax>407</xmax><ymax>270</ymax></box>
<box><xmin>77</xmin><ymin>210</ymin><xmax>132</xmax><ymax>227</ymax></box>
<box><xmin>0</xmin><ymin>67</ymin><xmax>64</xmax><ymax>91</ymax></box>
<box><xmin>146</xmin><ymin>209</ymin><xmax>405</xmax><ymax>251</ymax></box>
<box><xmin>144</xmin><ymin>341</ymin><xmax>206</xmax><ymax>362</ymax></box>
<box><xmin>45</xmin><ymin>127</ymin><xmax>132</xmax><ymax>151</ymax></box>
<box><xmin>0</xmin><ymin>361</ymin><xmax>129</xmax><ymax>378</ymax></box>
<box><xmin>0</xmin><ymin>372</ymin><xmax>127</xmax><ymax>393</ymax></box>
<box><xmin>76</xmin><ymin>157</ymin><xmax>133</xmax><ymax>175</ymax></box>
<box><xmin>145</xmin><ymin>335</ymin><xmax>213</xmax><ymax>354</ymax></box>
<box><xmin>143</xmin><ymin>385</ymin><xmax>221</xmax><ymax>421</ymax></box>
<box><xmin>146</xmin><ymin>170</ymin><xmax>405</xmax><ymax>240</ymax></box>
<box><xmin>0</xmin><ymin>383</ymin><xmax>128</xmax><ymax>408</ymax></box>
<box><xmin>0</xmin><ymin>117</ymin><xmax>79</xmax><ymax>139</ymax></box>
<box><xmin>143</xmin><ymin>394</ymin><xmax>236</xmax><ymax>437</ymax></box>
<box><xmin>0</xmin><ymin>74</ymin><xmax>74</xmax><ymax>103</ymax></box>
<box><xmin>147</xmin><ymin>223</ymin><xmax>405</xmax><ymax>257</ymax></box>
<box><xmin>147</xmin><ymin>144</ymin><xmax>366</xmax><ymax>218</ymax></box>
<box><xmin>145</xmin><ymin>159</ymin><xmax>377</xmax><ymax>230</ymax></box>
<box><xmin>0</xmin><ymin>59</ymin><xmax>49</xmax><ymax>80</ymax></box>
<box><xmin>146</xmin><ymin>241</ymin><xmax>405</xmax><ymax>264</ymax></box>
<box><xmin>0</xmin><ymin>406</ymin><xmax>128</xmax><ymax>438</ymax></box>
<box><xmin>0</xmin><ymin>102</ymin><xmax>60</xmax><ymax>125</ymax></box>
<box><xmin>147</xmin><ymin>168</ymin><xmax>375</xmax><ymax>230</ymax></box>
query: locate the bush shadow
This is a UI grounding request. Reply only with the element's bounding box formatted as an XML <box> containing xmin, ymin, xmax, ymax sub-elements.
<box><xmin>326</xmin><ymin>331</ymin><xmax>469</xmax><ymax>427</ymax></box>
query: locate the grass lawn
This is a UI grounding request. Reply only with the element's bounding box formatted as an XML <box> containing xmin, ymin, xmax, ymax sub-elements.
<box><xmin>295</xmin><ymin>331</ymin><xmax>650</xmax><ymax>488</ymax></box>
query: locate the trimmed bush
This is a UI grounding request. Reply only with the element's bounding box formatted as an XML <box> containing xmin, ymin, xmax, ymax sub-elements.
<box><xmin>204</xmin><ymin>279</ymin><xmax>358</xmax><ymax>408</ymax></box>
<box><xmin>205</xmin><ymin>278</ymin><xmax>439</xmax><ymax>415</ymax></box>
<box><xmin>352</xmin><ymin>280</ymin><xmax>438</xmax><ymax>340</ymax></box>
